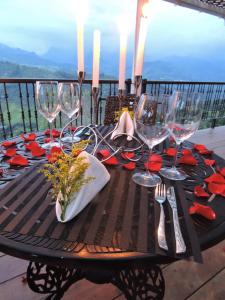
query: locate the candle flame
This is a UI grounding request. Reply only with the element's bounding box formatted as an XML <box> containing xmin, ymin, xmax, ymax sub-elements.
<box><xmin>76</xmin><ymin>0</ymin><xmax>89</xmax><ymax>23</ymax></box>
<box><xmin>142</xmin><ymin>1</ymin><xmax>151</xmax><ymax>18</ymax></box>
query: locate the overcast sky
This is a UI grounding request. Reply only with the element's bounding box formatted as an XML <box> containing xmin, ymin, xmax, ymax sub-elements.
<box><xmin>0</xmin><ymin>0</ymin><xmax>224</xmax><ymax>60</ymax></box>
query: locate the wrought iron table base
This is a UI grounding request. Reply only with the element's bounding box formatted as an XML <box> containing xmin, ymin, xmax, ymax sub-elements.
<box><xmin>27</xmin><ymin>261</ymin><xmax>165</xmax><ymax>300</ymax></box>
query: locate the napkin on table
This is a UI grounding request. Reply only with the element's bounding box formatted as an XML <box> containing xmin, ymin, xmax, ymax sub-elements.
<box><xmin>56</xmin><ymin>151</ymin><xmax>110</xmax><ymax>223</ymax></box>
<box><xmin>111</xmin><ymin>111</ymin><xmax>134</xmax><ymax>141</ymax></box>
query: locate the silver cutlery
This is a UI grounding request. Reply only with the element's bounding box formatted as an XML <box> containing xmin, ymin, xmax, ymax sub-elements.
<box><xmin>155</xmin><ymin>184</ymin><xmax>168</xmax><ymax>251</ymax></box>
<box><xmin>167</xmin><ymin>186</ymin><xmax>186</xmax><ymax>254</ymax></box>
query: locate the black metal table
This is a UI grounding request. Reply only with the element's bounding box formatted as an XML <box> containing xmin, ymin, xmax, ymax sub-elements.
<box><xmin>0</xmin><ymin>128</ymin><xmax>225</xmax><ymax>300</ymax></box>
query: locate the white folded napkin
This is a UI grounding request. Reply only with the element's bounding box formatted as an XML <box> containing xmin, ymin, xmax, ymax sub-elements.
<box><xmin>111</xmin><ymin>111</ymin><xmax>134</xmax><ymax>141</ymax></box>
<box><xmin>56</xmin><ymin>151</ymin><xmax>110</xmax><ymax>223</ymax></box>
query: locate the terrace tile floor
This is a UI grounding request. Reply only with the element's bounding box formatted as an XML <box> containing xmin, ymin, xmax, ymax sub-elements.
<box><xmin>0</xmin><ymin>125</ymin><xmax>225</xmax><ymax>300</ymax></box>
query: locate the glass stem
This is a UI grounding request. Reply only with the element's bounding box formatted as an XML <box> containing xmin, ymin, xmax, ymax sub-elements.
<box><xmin>146</xmin><ymin>147</ymin><xmax>153</xmax><ymax>175</ymax></box>
<box><xmin>69</xmin><ymin>117</ymin><xmax>73</xmax><ymax>143</ymax></box>
<box><xmin>49</xmin><ymin>121</ymin><xmax>53</xmax><ymax>144</ymax></box>
<box><xmin>172</xmin><ymin>142</ymin><xmax>181</xmax><ymax>169</ymax></box>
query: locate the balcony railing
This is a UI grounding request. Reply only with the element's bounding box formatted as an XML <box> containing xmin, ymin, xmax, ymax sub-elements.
<box><xmin>0</xmin><ymin>78</ymin><xmax>225</xmax><ymax>139</ymax></box>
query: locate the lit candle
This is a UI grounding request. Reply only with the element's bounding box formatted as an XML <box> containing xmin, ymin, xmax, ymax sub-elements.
<box><xmin>77</xmin><ymin>19</ymin><xmax>84</xmax><ymax>72</ymax></box>
<box><xmin>92</xmin><ymin>30</ymin><xmax>101</xmax><ymax>88</ymax></box>
<box><xmin>118</xmin><ymin>31</ymin><xmax>128</xmax><ymax>90</ymax></box>
<box><xmin>135</xmin><ymin>16</ymin><xmax>148</xmax><ymax>76</ymax></box>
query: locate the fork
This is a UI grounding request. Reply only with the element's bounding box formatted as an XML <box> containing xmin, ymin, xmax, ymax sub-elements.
<box><xmin>155</xmin><ymin>184</ymin><xmax>168</xmax><ymax>251</ymax></box>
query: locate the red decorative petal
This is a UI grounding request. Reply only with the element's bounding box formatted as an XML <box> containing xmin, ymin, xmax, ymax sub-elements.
<box><xmin>46</xmin><ymin>147</ymin><xmax>62</xmax><ymax>163</ymax></box>
<box><xmin>189</xmin><ymin>202</ymin><xmax>216</xmax><ymax>220</ymax></box>
<box><xmin>123</xmin><ymin>162</ymin><xmax>136</xmax><ymax>170</ymax></box>
<box><xmin>208</xmin><ymin>182</ymin><xmax>225</xmax><ymax>195</ymax></box>
<box><xmin>25</xmin><ymin>141</ymin><xmax>39</xmax><ymax>151</ymax></box>
<box><xmin>182</xmin><ymin>149</ymin><xmax>192</xmax><ymax>156</ymax></box>
<box><xmin>103</xmin><ymin>156</ymin><xmax>119</xmax><ymax>166</ymax></box>
<box><xmin>204</xmin><ymin>159</ymin><xmax>215</xmax><ymax>166</ymax></box>
<box><xmin>68</xmin><ymin>126</ymin><xmax>77</xmax><ymax>132</ymax></box>
<box><xmin>98</xmin><ymin>149</ymin><xmax>110</xmax><ymax>158</ymax></box>
<box><xmin>164</xmin><ymin>148</ymin><xmax>177</xmax><ymax>157</ymax></box>
<box><xmin>199</xmin><ymin>149</ymin><xmax>214</xmax><ymax>155</ymax></box>
<box><xmin>178</xmin><ymin>155</ymin><xmax>197</xmax><ymax>166</ymax></box>
<box><xmin>44</xmin><ymin>129</ymin><xmax>61</xmax><ymax>138</ymax></box>
<box><xmin>121</xmin><ymin>152</ymin><xmax>135</xmax><ymax>160</ymax></box>
<box><xmin>194</xmin><ymin>185</ymin><xmax>210</xmax><ymax>197</ymax></box>
<box><xmin>148</xmin><ymin>153</ymin><xmax>163</xmax><ymax>163</ymax></box>
<box><xmin>31</xmin><ymin>146</ymin><xmax>46</xmax><ymax>157</ymax></box>
<box><xmin>44</xmin><ymin>138</ymin><xmax>51</xmax><ymax>143</ymax></box>
<box><xmin>193</xmin><ymin>144</ymin><xmax>206</xmax><ymax>151</ymax></box>
<box><xmin>51</xmin><ymin>146</ymin><xmax>62</xmax><ymax>155</ymax></box>
<box><xmin>144</xmin><ymin>161</ymin><xmax>162</xmax><ymax>172</ymax></box>
<box><xmin>8</xmin><ymin>155</ymin><xmax>28</xmax><ymax>167</ymax></box>
<box><xmin>218</xmin><ymin>167</ymin><xmax>225</xmax><ymax>177</ymax></box>
<box><xmin>2</xmin><ymin>141</ymin><xmax>16</xmax><ymax>148</ymax></box>
<box><xmin>21</xmin><ymin>133</ymin><xmax>36</xmax><ymax>142</ymax></box>
<box><xmin>4</xmin><ymin>148</ymin><xmax>16</xmax><ymax>157</ymax></box>
<box><xmin>205</xmin><ymin>173</ymin><xmax>225</xmax><ymax>184</ymax></box>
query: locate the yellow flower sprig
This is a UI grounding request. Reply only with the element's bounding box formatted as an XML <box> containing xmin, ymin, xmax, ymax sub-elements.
<box><xmin>41</xmin><ymin>141</ymin><xmax>94</xmax><ymax>221</ymax></box>
<box><xmin>115</xmin><ymin>107</ymin><xmax>134</xmax><ymax>122</ymax></box>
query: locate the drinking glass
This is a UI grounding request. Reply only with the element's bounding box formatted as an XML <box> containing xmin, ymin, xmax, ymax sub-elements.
<box><xmin>58</xmin><ymin>82</ymin><xmax>80</xmax><ymax>143</ymax></box>
<box><xmin>35</xmin><ymin>81</ymin><xmax>61</xmax><ymax>149</ymax></box>
<box><xmin>132</xmin><ymin>93</ymin><xmax>175</xmax><ymax>187</ymax></box>
<box><xmin>160</xmin><ymin>91</ymin><xmax>203</xmax><ymax>180</ymax></box>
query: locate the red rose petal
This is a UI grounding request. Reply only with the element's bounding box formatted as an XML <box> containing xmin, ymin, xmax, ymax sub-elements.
<box><xmin>103</xmin><ymin>156</ymin><xmax>119</xmax><ymax>166</ymax></box>
<box><xmin>218</xmin><ymin>167</ymin><xmax>225</xmax><ymax>177</ymax></box>
<box><xmin>208</xmin><ymin>182</ymin><xmax>225</xmax><ymax>195</ymax></box>
<box><xmin>68</xmin><ymin>126</ymin><xmax>77</xmax><ymax>132</ymax></box>
<box><xmin>194</xmin><ymin>185</ymin><xmax>210</xmax><ymax>198</ymax></box>
<box><xmin>182</xmin><ymin>149</ymin><xmax>192</xmax><ymax>156</ymax></box>
<box><xmin>46</xmin><ymin>147</ymin><xmax>62</xmax><ymax>163</ymax></box>
<box><xmin>148</xmin><ymin>153</ymin><xmax>163</xmax><ymax>163</ymax></box>
<box><xmin>178</xmin><ymin>155</ymin><xmax>197</xmax><ymax>166</ymax></box>
<box><xmin>98</xmin><ymin>149</ymin><xmax>110</xmax><ymax>158</ymax></box>
<box><xmin>193</xmin><ymin>144</ymin><xmax>206</xmax><ymax>151</ymax></box>
<box><xmin>21</xmin><ymin>133</ymin><xmax>36</xmax><ymax>142</ymax></box>
<box><xmin>145</xmin><ymin>161</ymin><xmax>162</xmax><ymax>172</ymax></box>
<box><xmin>204</xmin><ymin>159</ymin><xmax>216</xmax><ymax>166</ymax></box>
<box><xmin>2</xmin><ymin>141</ymin><xmax>16</xmax><ymax>148</ymax></box>
<box><xmin>164</xmin><ymin>148</ymin><xmax>177</xmax><ymax>157</ymax></box>
<box><xmin>25</xmin><ymin>141</ymin><xmax>39</xmax><ymax>151</ymax></box>
<box><xmin>44</xmin><ymin>129</ymin><xmax>61</xmax><ymax>138</ymax></box>
<box><xmin>121</xmin><ymin>152</ymin><xmax>135</xmax><ymax>160</ymax></box>
<box><xmin>4</xmin><ymin>148</ymin><xmax>17</xmax><ymax>157</ymax></box>
<box><xmin>8</xmin><ymin>155</ymin><xmax>28</xmax><ymax>167</ymax></box>
<box><xmin>31</xmin><ymin>146</ymin><xmax>46</xmax><ymax>157</ymax></box>
<box><xmin>123</xmin><ymin>162</ymin><xmax>136</xmax><ymax>170</ymax></box>
<box><xmin>189</xmin><ymin>202</ymin><xmax>216</xmax><ymax>220</ymax></box>
<box><xmin>205</xmin><ymin>173</ymin><xmax>225</xmax><ymax>184</ymax></box>
<box><xmin>199</xmin><ymin>149</ymin><xmax>214</xmax><ymax>155</ymax></box>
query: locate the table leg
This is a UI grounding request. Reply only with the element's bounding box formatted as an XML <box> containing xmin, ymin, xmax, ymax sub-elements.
<box><xmin>26</xmin><ymin>261</ymin><xmax>165</xmax><ymax>300</ymax></box>
<box><xmin>26</xmin><ymin>262</ymin><xmax>83</xmax><ymax>299</ymax></box>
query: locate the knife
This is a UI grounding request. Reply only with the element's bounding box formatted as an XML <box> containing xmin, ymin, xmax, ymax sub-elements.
<box><xmin>167</xmin><ymin>186</ymin><xmax>186</xmax><ymax>254</ymax></box>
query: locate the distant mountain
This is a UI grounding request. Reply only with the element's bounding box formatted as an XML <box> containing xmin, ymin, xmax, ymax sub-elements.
<box><xmin>0</xmin><ymin>61</ymin><xmax>73</xmax><ymax>79</ymax></box>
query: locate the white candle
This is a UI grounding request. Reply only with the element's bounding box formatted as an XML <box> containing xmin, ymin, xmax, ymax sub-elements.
<box><xmin>118</xmin><ymin>32</ymin><xmax>128</xmax><ymax>90</ymax></box>
<box><xmin>92</xmin><ymin>30</ymin><xmax>101</xmax><ymax>88</ymax></box>
<box><xmin>135</xmin><ymin>16</ymin><xmax>148</xmax><ymax>76</ymax></box>
<box><xmin>77</xmin><ymin>19</ymin><xmax>84</xmax><ymax>72</ymax></box>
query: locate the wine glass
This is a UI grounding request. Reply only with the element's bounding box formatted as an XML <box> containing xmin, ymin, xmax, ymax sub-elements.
<box><xmin>160</xmin><ymin>91</ymin><xmax>203</xmax><ymax>180</ymax></box>
<box><xmin>58</xmin><ymin>82</ymin><xmax>80</xmax><ymax>143</ymax></box>
<box><xmin>132</xmin><ymin>93</ymin><xmax>175</xmax><ymax>187</ymax></box>
<box><xmin>35</xmin><ymin>81</ymin><xmax>61</xmax><ymax>149</ymax></box>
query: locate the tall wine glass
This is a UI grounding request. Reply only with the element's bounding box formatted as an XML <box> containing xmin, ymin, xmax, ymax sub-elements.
<box><xmin>160</xmin><ymin>91</ymin><xmax>203</xmax><ymax>180</ymax></box>
<box><xmin>132</xmin><ymin>93</ymin><xmax>175</xmax><ymax>187</ymax></box>
<box><xmin>58</xmin><ymin>82</ymin><xmax>80</xmax><ymax>143</ymax></box>
<box><xmin>35</xmin><ymin>81</ymin><xmax>61</xmax><ymax>149</ymax></box>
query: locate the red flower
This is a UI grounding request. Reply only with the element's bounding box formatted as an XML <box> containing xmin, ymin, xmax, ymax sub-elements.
<box><xmin>218</xmin><ymin>167</ymin><xmax>225</xmax><ymax>177</ymax></box>
<box><xmin>208</xmin><ymin>182</ymin><xmax>225</xmax><ymax>196</ymax></box>
<box><xmin>25</xmin><ymin>141</ymin><xmax>39</xmax><ymax>151</ymax></box>
<box><xmin>46</xmin><ymin>146</ymin><xmax>62</xmax><ymax>163</ymax></box>
<box><xmin>103</xmin><ymin>156</ymin><xmax>119</xmax><ymax>166</ymax></box>
<box><xmin>164</xmin><ymin>148</ymin><xmax>177</xmax><ymax>157</ymax></box>
<box><xmin>121</xmin><ymin>152</ymin><xmax>135</xmax><ymax>160</ymax></box>
<box><xmin>31</xmin><ymin>146</ymin><xmax>46</xmax><ymax>157</ymax></box>
<box><xmin>182</xmin><ymin>149</ymin><xmax>192</xmax><ymax>156</ymax></box>
<box><xmin>189</xmin><ymin>202</ymin><xmax>216</xmax><ymax>220</ymax></box>
<box><xmin>8</xmin><ymin>155</ymin><xmax>28</xmax><ymax>167</ymax></box>
<box><xmin>98</xmin><ymin>149</ymin><xmax>110</xmax><ymax>158</ymax></box>
<box><xmin>205</xmin><ymin>173</ymin><xmax>225</xmax><ymax>184</ymax></box>
<box><xmin>145</xmin><ymin>154</ymin><xmax>162</xmax><ymax>172</ymax></box>
<box><xmin>123</xmin><ymin>162</ymin><xmax>136</xmax><ymax>170</ymax></box>
<box><xmin>2</xmin><ymin>141</ymin><xmax>16</xmax><ymax>148</ymax></box>
<box><xmin>178</xmin><ymin>155</ymin><xmax>197</xmax><ymax>166</ymax></box>
<box><xmin>44</xmin><ymin>129</ymin><xmax>61</xmax><ymax>138</ymax></box>
<box><xmin>21</xmin><ymin>133</ymin><xmax>36</xmax><ymax>142</ymax></box>
<box><xmin>4</xmin><ymin>148</ymin><xmax>16</xmax><ymax>157</ymax></box>
<box><xmin>204</xmin><ymin>159</ymin><xmax>215</xmax><ymax>167</ymax></box>
<box><xmin>194</xmin><ymin>185</ymin><xmax>209</xmax><ymax>198</ymax></box>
